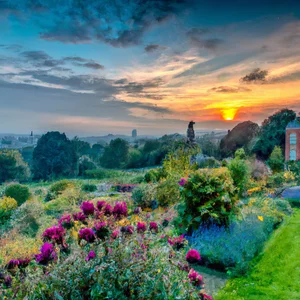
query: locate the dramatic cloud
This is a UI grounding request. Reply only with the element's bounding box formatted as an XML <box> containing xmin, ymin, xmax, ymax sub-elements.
<box><xmin>240</xmin><ymin>68</ymin><xmax>269</xmax><ymax>83</ymax></box>
<box><xmin>1</xmin><ymin>0</ymin><xmax>191</xmax><ymax>47</ymax></box>
<box><xmin>208</xmin><ymin>86</ymin><xmax>251</xmax><ymax>93</ymax></box>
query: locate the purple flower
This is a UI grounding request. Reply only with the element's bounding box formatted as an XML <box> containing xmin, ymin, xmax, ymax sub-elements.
<box><xmin>149</xmin><ymin>222</ymin><xmax>158</xmax><ymax>233</ymax></box>
<box><xmin>113</xmin><ymin>201</ymin><xmax>128</xmax><ymax>219</ymax></box>
<box><xmin>121</xmin><ymin>225</ymin><xmax>134</xmax><ymax>234</ymax></box>
<box><xmin>80</xmin><ymin>201</ymin><xmax>95</xmax><ymax>216</ymax></box>
<box><xmin>58</xmin><ymin>214</ymin><xmax>73</xmax><ymax>229</ymax></box>
<box><xmin>42</xmin><ymin>225</ymin><xmax>66</xmax><ymax>245</ymax></box>
<box><xmin>137</xmin><ymin>222</ymin><xmax>147</xmax><ymax>233</ymax></box>
<box><xmin>85</xmin><ymin>250</ymin><xmax>96</xmax><ymax>262</ymax></box>
<box><xmin>4</xmin><ymin>275</ymin><xmax>12</xmax><ymax>287</ymax></box>
<box><xmin>73</xmin><ymin>211</ymin><xmax>87</xmax><ymax>222</ymax></box>
<box><xmin>111</xmin><ymin>229</ymin><xmax>120</xmax><ymax>239</ymax></box>
<box><xmin>104</xmin><ymin>204</ymin><xmax>113</xmax><ymax>216</ymax></box>
<box><xmin>186</xmin><ymin>249</ymin><xmax>201</xmax><ymax>264</ymax></box>
<box><xmin>188</xmin><ymin>268</ymin><xmax>203</xmax><ymax>286</ymax></box>
<box><xmin>178</xmin><ymin>178</ymin><xmax>187</xmax><ymax>186</ymax></box>
<box><xmin>78</xmin><ymin>228</ymin><xmax>96</xmax><ymax>243</ymax></box>
<box><xmin>35</xmin><ymin>242</ymin><xmax>57</xmax><ymax>265</ymax></box>
<box><xmin>6</xmin><ymin>259</ymin><xmax>19</xmax><ymax>270</ymax></box>
<box><xmin>93</xmin><ymin>221</ymin><xmax>109</xmax><ymax>239</ymax></box>
<box><xmin>133</xmin><ymin>207</ymin><xmax>142</xmax><ymax>214</ymax></box>
<box><xmin>96</xmin><ymin>200</ymin><xmax>107</xmax><ymax>211</ymax></box>
<box><xmin>17</xmin><ymin>258</ymin><xmax>31</xmax><ymax>269</ymax></box>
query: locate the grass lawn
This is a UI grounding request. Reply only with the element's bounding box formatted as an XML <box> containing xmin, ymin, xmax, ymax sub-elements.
<box><xmin>215</xmin><ymin>208</ymin><xmax>300</xmax><ymax>300</ymax></box>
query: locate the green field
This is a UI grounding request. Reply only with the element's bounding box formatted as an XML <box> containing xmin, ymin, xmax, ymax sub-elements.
<box><xmin>216</xmin><ymin>209</ymin><xmax>300</xmax><ymax>300</ymax></box>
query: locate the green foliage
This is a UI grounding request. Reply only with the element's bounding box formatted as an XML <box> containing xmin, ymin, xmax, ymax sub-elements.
<box><xmin>100</xmin><ymin>138</ymin><xmax>129</xmax><ymax>168</ymax></box>
<box><xmin>228</xmin><ymin>152</ymin><xmax>250</xmax><ymax>195</ymax></box>
<box><xmin>131</xmin><ymin>184</ymin><xmax>157</xmax><ymax>208</ymax></box>
<box><xmin>234</xmin><ymin>148</ymin><xmax>246</xmax><ymax>160</ymax></box>
<box><xmin>84</xmin><ymin>168</ymin><xmax>123</xmax><ymax>179</ymax></box>
<box><xmin>126</xmin><ymin>148</ymin><xmax>143</xmax><ymax>168</ymax></box>
<box><xmin>196</xmin><ymin>154</ymin><xmax>221</xmax><ymax>169</ymax></box>
<box><xmin>196</xmin><ymin>132</ymin><xmax>221</xmax><ymax>158</ymax></box>
<box><xmin>5</xmin><ymin>184</ymin><xmax>30</xmax><ymax>206</ymax></box>
<box><xmin>156</xmin><ymin>179</ymin><xmax>180</xmax><ymax>207</ymax></box>
<box><xmin>253</xmin><ymin>108</ymin><xmax>296</xmax><ymax>159</ymax></box>
<box><xmin>0</xmin><ymin>149</ymin><xmax>30</xmax><ymax>184</ymax></box>
<box><xmin>268</xmin><ymin>146</ymin><xmax>284</xmax><ymax>173</ymax></box>
<box><xmin>287</xmin><ymin>160</ymin><xmax>300</xmax><ymax>184</ymax></box>
<box><xmin>144</xmin><ymin>168</ymin><xmax>166</xmax><ymax>183</ymax></box>
<box><xmin>178</xmin><ymin>168</ymin><xmax>236</xmax><ymax>231</ymax></box>
<box><xmin>32</xmin><ymin>131</ymin><xmax>77</xmax><ymax>180</ymax></box>
<box><xmin>82</xmin><ymin>183</ymin><xmax>97</xmax><ymax>192</ymax></box>
<box><xmin>266</xmin><ymin>172</ymin><xmax>284</xmax><ymax>188</ymax></box>
<box><xmin>49</xmin><ymin>179</ymin><xmax>74</xmax><ymax>195</ymax></box>
<box><xmin>78</xmin><ymin>156</ymin><xmax>97</xmax><ymax>176</ymax></box>
<box><xmin>0</xmin><ymin>196</ymin><xmax>18</xmax><ymax>224</ymax></box>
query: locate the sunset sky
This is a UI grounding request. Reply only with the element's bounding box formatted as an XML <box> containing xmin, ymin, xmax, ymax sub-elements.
<box><xmin>1</xmin><ymin>0</ymin><xmax>300</xmax><ymax>136</ymax></box>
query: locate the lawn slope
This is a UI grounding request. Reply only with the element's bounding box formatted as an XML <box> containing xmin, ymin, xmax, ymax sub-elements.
<box><xmin>216</xmin><ymin>209</ymin><xmax>300</xmax><ymax>300</ymax></box>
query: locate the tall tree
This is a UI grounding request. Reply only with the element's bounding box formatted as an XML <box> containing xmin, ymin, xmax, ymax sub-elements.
<box><xmin>253</xmin><ymin>109</ymin><xmax>296</xmax><ymax>159</ymax></box>
<box><xmin>0</xmin><ymin>149</ymin><xmax>30</xmax><ymax>183</ymax></box>
<box><xmin>32</xmin><ymin>132</ymin><xmax>77</xmax><ymax>180</ymax></box>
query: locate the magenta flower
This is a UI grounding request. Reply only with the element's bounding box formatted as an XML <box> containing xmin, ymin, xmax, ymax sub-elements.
<box><xmin>35</xmin><ymin>242</ymin><xmax>57</xmax><ymax>265</ymax></box>
<box><xmin>17</xmin><ymin>258</ymin><xmax>31</xmax><ymax>269</ymax></box>
<box><xmin>80</xmin><ymin>201</ymin><xmax>95</xmax><ymax>216</ymax></box>
<box><xmin>96</xmin><ymin>200</ymin><xmax>107</xmax><ymax>211</ymax></box>
<box><xmin>178</xmin><ymin>178</ymin><xmax>187</xmax><ymax>186</ymax></box>
<box><xmin>168</xmin><ymin>235</ymin><xmax>185</xmax><ymax>250</ymax></box>
<box><xmin>113</xmin><ymin>201</ymin><xmax>128</xmax><ymax>219</ymax></box>
<box><xmin>104</xmin><ymin>204</ymin><xmax>113</xmax><ymax>216</ymax></box>
<box><xmin>121</xmin><ymin>225</ymin><xmax>134</xmax><ymax>234</ymax></box>
<box><xmin>58</xmin><ymin>214</ymin><xmax>73</xmax><ymax>229</ymax></box>
<box><xmin>188</xmin><ymin>268</ymin><xmax>203</xmax><ymax>286</ymax></box>
<box><xmin>111</xmin><ymin>229</ymin><xmax>120</xmax><ymax>239</ymax></box>
<box><xmin>93</xmin><ymin>221</ymin><xmax>109</xmax><ymax>239</ymax></box>
<box><xmin>78</xmin><ymin>228</ymin><xmax>96</xmax><ymax>243</ymax></box>
<box><xmin>42</xmin><ymin>225</ymin><xmax>66</xmax><ymax>245</ymax></box>
<box><xmin>85</xmin><ymin>250</ymin><xmax>96</xmax><ymax>262</ymax></box>
<box><xmin>4</xmin><ymin>275</ymin><xmax>12</xmax><ymax>287</ymax></box>
<box><xmin>137</xmin><ymin>222</ymin><xmax>147</xmax><ymax>233</ymax></box>
<box><xmin>6</xmin><ymin>259</ymin><xmax>19</xmax><ymax>270</ymax></box>
<box><xmin>133</xmin><ymin>207</ymin><xmax>142</xmax><ymax>214</ymax></box>
<box><xmin>73</xmin><ymin>211</ymin><xmax>87</xmax><ymax>222</ymax></box>
<box><xmin>186</xmin><ymin>249</ymin><xmax>201</xmax><ymax>264</ymax></box>
<box><xmin>200</xmin><ymin>294</ymin><xmax>213</xmax><ymax>300</ymax></box>
<box><xmin>149</xmin><ymin>222</ymin><xmax>158</xmax><ymax>233</ymax></box>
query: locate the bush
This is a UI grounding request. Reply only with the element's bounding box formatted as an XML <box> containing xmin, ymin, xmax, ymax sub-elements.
<box><xmin>4</xmin><ymin>184</ymin><xmax>30</xmax><ymax>206</ymax></box>
<box><xmin>81</xmin><ymin>184</ymin><xmax>97</xmax><ymax>192</ymax></box>
<box><xmin>250</xmin><ymin>159</ymin><xmax>269</xmax><ymax>180</ymax></box>
<box><xmin>267</xmin><ymin>173</ymin><xmax>284</xmax><ymax>188</ymax></box>
<box><xmin>113</xmin><ymin>184</ymin><xmax>137</xmax><ymax>193</ymax></box>
<box><xmin>79</xmin><ymin>156</ymin><xmax>97</xmax><ymax>176</ymax></box>
<box><xmin>84</xmin><ymin>169</ymin><xmax>122</xmax><ymax>179</ymax></box>
<box><xmin>144</xmin><ymin>168</ymin><xmax>166</xmax><ymax>183</ymax></box>
<box><xmin>0</xmin><ymin>196</ymin><xmax>18</xmax><ymax>224</ymax></box>
<box><xmin>177</xmin><ymin>168</ymin><xmax>236</xmax><ymax>231</ymax></box>
<box><xmin>49</xmin><ymin>179</ymin><xmax>74</xmax><ymax>195</ymax></box>
<box><xmin>156</xmin><ymin>179</ymin><xmax>180</xmax><ymax>207</ymax></box>
<box><xmin>131</xmin><ymin>184</ymin><xmax>157</xmax><ymax>209</ymax></box>
<box><xmin>195</xmin><ymin>154</ymin><xmax>221</xmax><ymax>169</ymax></box>
<box><xmin>268</xmin><ymin>146</ymin><xmax>284</xmax><ymax>173</ymax></box>
<box><xmin>228</xmin><ymin>157</ymin><xmax>250</xmax><ymax>195</ymax></box>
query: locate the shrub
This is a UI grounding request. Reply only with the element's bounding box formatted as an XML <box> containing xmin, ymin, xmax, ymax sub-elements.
<box><xmin>267</xmin><ymin>172</ymin><xmax>284</xmax><ymax>188</ymax></box>
<box><xmin>268</xmin><ymin>146</ymin><xmax>284</xmax><ymax>173</ymax></box>
<box><xmin>250</xmin><ymin>159</ymin><xmax>269</xmax><ymax>180</ymax></box>
<box><xmin>78</xmin><ymin>156</ymin><xmax>97</xmax><ymax>176</ymax></box>
<box><xmin>195</xmin><ymin>154</ymin><xmax>221</xmax><ymax>169</ymax></box>
<box><xmin>84</xmin><ymin>169</ymin><xmax>122</xmax><ymax>179</ymax></box>
<box><xmin>4</xmin><ymin>184</ymin><xmax>30</xmax><ymax>206</ymax></box>
<box><xmin>228</xmin><ymin>157</ymin><xmax>250</xmax><ymax>195</ymax></box>
<box><xmin>81</xmin><ymin>184</ymin><xmax>97</xmax><ymax>193</ymax></box>
<box><xmin>131</xmin><ymin>184</ymin><xmax>157</xmax><ymax>209</ymax></box>
<box><xmin>49</xmin><ymin>180</ymin><xmax>74</xmax><ymax>195</ymax></box>
<box><xmin>156</xmin><ymin>179</ymin><xmax>180</xmax><ymax>207</ymax></box>
<box><xmin>0</xmin><ymin>196</ymin><xmax>18</xmax><ymax>224</ymax></box>
<box><xmin>113</xmin><ymin>184</ymin><xmax>137</xmax><ymax>193</ymax></box>
<box><xmin>144</xmin><ymin>168</ymin><xmax>166</xmax><ymax>183</ymax></box>
<box><xmin>177</xmin><ymin>168</ymin><xmax>236</xmax><ymax>231</ymax></box>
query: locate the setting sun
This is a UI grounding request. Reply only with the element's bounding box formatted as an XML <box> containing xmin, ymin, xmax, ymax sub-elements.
<box><xmin>221</xmin><ymin>108</ymin><xmax>238</xmax><ymax>121</ymax></box>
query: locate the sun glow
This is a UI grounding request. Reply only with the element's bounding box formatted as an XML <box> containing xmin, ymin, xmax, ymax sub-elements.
<box><xmin>221</xmin><ymin>108</ymin><xmax>238</xmax><ymax>121</ymax></box>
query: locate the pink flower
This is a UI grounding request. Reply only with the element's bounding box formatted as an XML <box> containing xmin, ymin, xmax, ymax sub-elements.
<box><xmin>93</xmin><ymin>221</ymin><xmax>109</xmax><ymax>239</ymax></box>
<box><xmin>149</xmin><ymin>222</ymin><xmax>158</xmax><ymax>233</ymax></box>
<box><xmin>35</xmin><ymin>242</ymin><xmax>57</xmax><ymax>265</ymax></box>
<box><xmin>146</xmin><ymin>212</ymin><xmax>151</xmax><ymax>219</ymax></box>
<box><xmin>78</xmin><ymin>228</ymin><xmax>96</xmax><ymax>243</ymax></box>
<box><xmin>42</xmin><ymin>225</ymin><xmax>66</xmax><ymax>245</ymax></box>
<box><xmin>85</xmin><ymin>250</ymin><xmax>96</xmax><ymax>262</ymax></box>
<box><xmin>113</xmin><ymin>201</ymin><xmax>128</xmax><ymax>218</ymax></box>
<box><xmin>137</xmin><ymin>222</ymin><xmax>147</xmax><ymax>233</ymax></box>
<box><xmin>186</xmin><ymin>249</ymin><xmax>201</xmax><ymax>264</ymax></box>
<box><xmin>168</xmin><ymin>235</ymin><xmax>185</xmax><ymax>250</ymax></box>
<box><xmin>188</xmin><ymin>268</ymin><xmax>203</xmax><ymax>286</ymax></box>
<box><xmin>17</xmin><ymin>258</ymin><xmax>31</xmax><ymax>269</ymax></box>
<box><xmin>178</xmin><ymin>178</ymin><xmax>187</xmax><ymax>186</ymax></box>
<box><xmin>121</xmin><ymin>225</ymin><xmax>134</xmax><ymax>234</ymax></box>
<box><xmin>80</xmin><ymin>201</ymin><xmax>95</xmax><ymax>216</ymax></box>
<box><xmin>58</xmin><ymin>214</ymin><xmax>73</xmax><ymax>229</ymax></box>
<box><xmin>104</xmin><ymin>204</ymin><xmax>113</xmax><ymax>216</ymax></box>
<box><xmin>96</xmin><ymin>200</ymin><xmax>107</xmax><ymax>211</ymax></box>
<box><xmin>200</xmin><ymin>294</ymin><xmax>213</xmax><ymax>300</ymax></box>
<box><xmin>111</xmin><ymin>229</ymin><xmax>120</xmax><ymax>239</ymax></box>
<box><xmin>73</xmin><ymin>211</ymin><xmax>87</xmax><ymax>222</ymax></box>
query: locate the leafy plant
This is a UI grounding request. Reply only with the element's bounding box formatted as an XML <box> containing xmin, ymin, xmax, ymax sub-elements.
<box><xmin>268</xmin><ymin>146</ymin><xmax>284</xmax><ymax>173</ymax></box>
<box><xmin>81</xmin><ymin>183</ymin><xmax>97</xmax><ymax>192</ymax></box>
<box><xmin>0</xmin><ymin>196</ymin><xmax>18</xmax><ymax>224</ymax></box>
<box><xmin>131</xmin><ymin>184</ymin><xmax>157</xmax><ymax>208</ymax></box>
<box><xmin>5</xmin><ymin>184</ymin><xmax>30</xmax><ymax>206</ymax></box>
<box><xmin>156</xmin><ymin>179</ymin><xmax>180</xmax><ymax>207</ymax></box>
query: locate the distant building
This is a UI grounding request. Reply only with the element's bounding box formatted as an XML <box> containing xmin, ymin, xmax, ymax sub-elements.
<box><xmin>132</xmin><ymin>129</ymin><xmax>137</xmax><ymax>138</ymax></box>
<box><xmin>285</xmin><ymin>119</ymin><xmax>300</xmax><ymax>161</ymax></box>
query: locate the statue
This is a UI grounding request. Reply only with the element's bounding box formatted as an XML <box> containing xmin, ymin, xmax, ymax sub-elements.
<box><xmin>187</xmin><ymin>121</ymin><xmax>196</xmax><ymax>145</ymax></box>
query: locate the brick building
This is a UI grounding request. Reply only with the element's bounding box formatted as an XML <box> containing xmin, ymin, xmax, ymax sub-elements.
<box><xmin>285</xmin><ymin>119</ymin><xmax>300</xmax><ymax>161</ymax></box>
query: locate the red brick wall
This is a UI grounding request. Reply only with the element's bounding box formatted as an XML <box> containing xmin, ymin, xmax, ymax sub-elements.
<box><xmin>285</xmin><ymin>129</ymin><xmax>300</xmax><ymax>161</ymax></box>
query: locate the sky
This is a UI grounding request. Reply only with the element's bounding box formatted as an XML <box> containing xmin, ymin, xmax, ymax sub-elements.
<box><xmin>1</xmin><ymin>0</ymin><xmax>300</xmax><ymax>136</ymax></box>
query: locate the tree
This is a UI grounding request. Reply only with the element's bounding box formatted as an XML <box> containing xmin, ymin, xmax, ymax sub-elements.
<box><xmin>32</xmin><ymin>131</ymin><xmax>77</xmax><ymax>180</ymax></box>
<box><xmin>268</xmin><ymin>146</ymin><xmax>284</xmax><ymax>173</ymax></box>
<box><xmin>100</xmin><ymin>138</ymin><xmax>129</xmax><ymax>168</ymax></box>
<box><xmin>253</xmin><ymin>109</ymin><xmax>296</xmax><ymax>159</ymax></box>
<box><xmin>0</xmin><ymin>149</ymin><xmax>30</xmax><ymax>184</ymax></box>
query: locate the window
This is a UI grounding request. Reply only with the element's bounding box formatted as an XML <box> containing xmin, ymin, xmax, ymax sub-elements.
<box><xmin>290</xmin><ymin>150</ymin><xmax>296</xmax><ymax>161</ymax></box>
<box><xmin>290</xmin><ymin>133</ymin><xmax>297</xmax><ymax>145</ymax></box>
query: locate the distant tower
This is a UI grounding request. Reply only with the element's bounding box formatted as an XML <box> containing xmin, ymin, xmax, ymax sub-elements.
<box><xmin>187</xmin><ymin>121</ymin><xmax>196</xmax><ymax>145</ymax></box>
<box><xmin>132</xmin><ymin>129</ymin><xmax>137</xmax><ymax>138</ymax></box>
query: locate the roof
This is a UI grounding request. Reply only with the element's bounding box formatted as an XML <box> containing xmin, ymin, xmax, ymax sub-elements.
<box><xmin>286</xmin><ymin>119</ymin><xmax>300</xmax><ymax>129</ymax></box>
